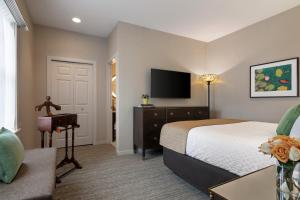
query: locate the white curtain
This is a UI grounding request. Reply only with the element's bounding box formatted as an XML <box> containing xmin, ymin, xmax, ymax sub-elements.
<box><xmin>0</xmin><ymin>0</ymin><xmax>17</xmax><ymax>130</ymax></box>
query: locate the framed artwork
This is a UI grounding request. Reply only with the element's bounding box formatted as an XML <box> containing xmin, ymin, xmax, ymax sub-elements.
<box><xmin>250</xmin><ymin>58</ymin><xmax>299</xmax><ymax>98</ymax></box>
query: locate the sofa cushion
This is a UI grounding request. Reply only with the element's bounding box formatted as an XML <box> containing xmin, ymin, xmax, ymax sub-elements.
<box><xmin>0</xmin><ymin>148</ymin><xmax>57</xmax><ymax>200</ymax></box>
<box><xmin>0</xmin><ymin>128</ymin><xmax>25</xmax><ymax>183</ymax></box>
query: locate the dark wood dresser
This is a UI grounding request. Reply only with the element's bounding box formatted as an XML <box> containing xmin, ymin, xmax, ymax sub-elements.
<box><xmin>133</xmin><ymin>106</ymin><xmax>209</xmax><ymax>159</ymax></box>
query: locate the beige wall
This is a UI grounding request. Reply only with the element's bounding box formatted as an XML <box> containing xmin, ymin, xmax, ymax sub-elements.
<box><xmin>16</xmin><ymin>0</ymin><xmax>37</xmax><ymax>149</ymax></box>
<box><xmin>34</xmin><ymin>25</ymin><xmax>108</xmax><ymax>144</ymax></box>
<box><xmin>112</xmin><ymin>22</ymin><xmax>207</xmax><ymax>153</ymax></box>
<box><xmin>108</xmin><ymin>25</ymin><xmax>119</xmax><ymax>60</ymax></box>
<box><xmin>19</xmin><ymin>3</ymin><xmax>300</xmax><ymax>151</ymax></box>
<box><xmin>207</xmin><ymin>6</ymin><xmax>300</xmax><ymax>123</ymax></box>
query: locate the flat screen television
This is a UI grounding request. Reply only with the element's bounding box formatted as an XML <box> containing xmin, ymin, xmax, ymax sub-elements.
<box><xmin>151</xmin><ymin>68</ymin><xmax>191</xmax><ymax>98</ymax></box>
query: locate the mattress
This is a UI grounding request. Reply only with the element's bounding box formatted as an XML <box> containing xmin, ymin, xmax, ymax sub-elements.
<box><xmin>186</xmin><ymin>121</ymin><xmax>277</xmax><ymax>176</ymax></box>
<box><xmin>160</xmin><ymin>119</ymin><xmax>243</xmax><ymax>154</ymax></box>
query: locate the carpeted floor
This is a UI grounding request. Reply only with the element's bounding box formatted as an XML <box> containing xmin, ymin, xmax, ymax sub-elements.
<box><xmin>54</xmin><ymin>145</ymin><xmax>208</xmax><ymax>200</ymax></box>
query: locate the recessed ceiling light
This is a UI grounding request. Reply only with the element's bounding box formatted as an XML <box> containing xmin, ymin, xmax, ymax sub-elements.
<box><xmin>72</xmin><ymin>17</ymin><xmax>81</xmax><ymax>23</ymax></box>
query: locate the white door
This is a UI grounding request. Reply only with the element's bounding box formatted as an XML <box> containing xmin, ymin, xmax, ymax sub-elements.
<box><xmin>48</xmin><ymin>59</ymin><xmax>94</xmax><ymax>147</ymax></box>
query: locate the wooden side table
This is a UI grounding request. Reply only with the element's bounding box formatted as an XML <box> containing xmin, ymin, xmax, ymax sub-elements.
<box><xmin>209</xmin><ymin>166</ymin><xmax>276</xmax><ymax>200</ymax></box>
<box><xmin>37</xmin><ymin>114</ymin><xmax>82</xmax><ymax>182</ymax></box>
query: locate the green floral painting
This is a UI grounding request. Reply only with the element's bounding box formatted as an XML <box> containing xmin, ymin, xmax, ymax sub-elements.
<box><xmin>255</xmin><ymin>64</ymin><xmax>292</xmax><ymax>92</ymax></box>
<box><xmin>251</xmin><ymin>58</ymin><xmax>298</xmax><ymax>98</ymax></box>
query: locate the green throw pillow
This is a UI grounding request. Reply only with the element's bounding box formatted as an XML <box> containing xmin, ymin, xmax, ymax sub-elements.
<box><xmin>0</xmin><ymin>128</ymin><xmax>24</xmax><ymax>183</ymax></box>
<box><xmin>276</xmin><ymin>104</ymin><xmax>300</xmax><ymax>136</ymax></box>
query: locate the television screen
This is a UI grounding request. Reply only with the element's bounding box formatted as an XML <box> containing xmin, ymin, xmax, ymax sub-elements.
<box><xmin>151</xmin><ymin>69</ymin><xmax>191</xmax><ymax>98</ymax></box>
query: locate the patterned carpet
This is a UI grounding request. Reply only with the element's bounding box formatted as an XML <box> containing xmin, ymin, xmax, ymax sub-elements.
<box><xmin>54</xmin><ymin>145</ymin><xmax>208</xmax><ymax>200</ymax></box>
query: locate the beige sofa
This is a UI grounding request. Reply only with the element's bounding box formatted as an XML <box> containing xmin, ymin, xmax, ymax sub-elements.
<box><xmin>0</xmin><ymin>148</ymin><xmax>57</xmax><ymax>200</ymax></box>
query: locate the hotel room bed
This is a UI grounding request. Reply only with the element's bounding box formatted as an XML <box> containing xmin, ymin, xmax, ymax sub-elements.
<box><xmin>160</xmin><ymin>119</ymin><xmax>277</xmax><ymax>194</ymax></box>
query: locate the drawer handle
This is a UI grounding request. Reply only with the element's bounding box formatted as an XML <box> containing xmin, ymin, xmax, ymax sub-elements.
<box><xmin>170</xmin><ymin>112</ymin><xmax>174</xmax><ymax>116</ymax></box>
<box><xmin>153</xmin><ymin>123</ymin><xmax>158</xmax><ymax>128</ymax></box>
<box><xmin>154</xmin><ymin>113</ymin><xmax>158</xmax><ymax>116</ymax></box>
<box><xmin>187</xmin><ymin>112</ymin><xmax>190</xmax><ymax>115</ymax></box>
<box><xmin>153</xmin><ymin>136</ymin><xmax>158</xmax><ymax>141</ymax></box>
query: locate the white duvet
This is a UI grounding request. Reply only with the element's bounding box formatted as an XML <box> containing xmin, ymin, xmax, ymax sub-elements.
<box><xmin>186</xmin><ymin>121</ymin><xmax>277</xmax><ymax>176</ymax></box>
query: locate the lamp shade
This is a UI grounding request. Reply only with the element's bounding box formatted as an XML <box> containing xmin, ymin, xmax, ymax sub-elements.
<box><xmin>200</xmin><ymin>74</ymin><xmax>217</xmax><ymax>82</ymax></box>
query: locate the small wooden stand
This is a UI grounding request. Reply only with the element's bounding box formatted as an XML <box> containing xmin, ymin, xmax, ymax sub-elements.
<box><xmin>56</xmin><ymin>125</ymin><xmax>82</xmax><ymax>168</ymax></box>
<box><xmin>37</xmin><ymin>113</ymin><xmax>82</xmax><ymax>183</ymax></box>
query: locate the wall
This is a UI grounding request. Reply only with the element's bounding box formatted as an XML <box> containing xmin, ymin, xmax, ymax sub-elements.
<box><xmin>113</xmin><ymin>22</ymin><xmax>207</xmax><ymax>154</ymax></box>
<box><xmin>16</xmin><ymin>0</ymin><xmax>36</xmax><ymax>149</ymax></box>
<box><xmin>34</xmin><ymin>25</ymin><xmax>108</xmax><ymax>144</ymax></box>
<box><xmin>108</xmin><ymin>25</ymin><xmax>119</xmax><ymax>60</ymax></box>
<box><xmin>207</xmin><ymin>6</ymin><xmax>300</xmax><ymax>123</ymax></box>
<box><xmin>21</xmin><ymin>3</ymin><xmax>300</xmax><ymax>151</ymax></box>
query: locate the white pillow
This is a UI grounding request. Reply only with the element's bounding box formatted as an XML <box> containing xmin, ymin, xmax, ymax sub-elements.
<box><xmin>290</xmin><ymin>116</ymin><xmax>300</xmax><ymax>139</ymax></box>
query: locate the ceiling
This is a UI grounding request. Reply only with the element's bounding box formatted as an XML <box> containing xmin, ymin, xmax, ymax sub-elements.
<box><xmin>25</xmin><ymin>0</ymin><xmax>300</xmax><ymax>42</ymax></box>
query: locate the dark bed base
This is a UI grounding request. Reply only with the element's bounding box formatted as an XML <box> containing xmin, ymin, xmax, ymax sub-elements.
<box><xmin>163</xmin><ymin>147</ymin><xmax>239</xmax><ymax>195</ymax></box>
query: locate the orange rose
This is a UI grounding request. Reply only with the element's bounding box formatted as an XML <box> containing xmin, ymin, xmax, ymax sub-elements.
<box><xmin>270</xmin><ymin>135</ymin><xmax>300</xmax><ymax>148</ymax></box>
<box><xmin>286</xmin><ymin>138</ymin><xmax>300</xmax><ymax>148</ymax></box>
<box><xmin>271</xmin><ymin>144</ymin><xmax>290</xmax><ymax>163</ymax></box>
<box><xmin>272</xmin><ymin>135</ymin><xmax>290</xmax><ymax>142</ymax></box>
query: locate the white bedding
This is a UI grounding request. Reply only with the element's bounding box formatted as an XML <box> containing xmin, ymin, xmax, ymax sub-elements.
<box><xmin>186</xmin><ymin>121</ymin><xmax>277</xmax><ymax>176</ymax></box>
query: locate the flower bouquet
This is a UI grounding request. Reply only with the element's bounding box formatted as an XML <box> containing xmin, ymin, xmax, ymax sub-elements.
<box><xmin>260</xmin><ymin>135</ymin><xmax>300</xmax><ymax>200</ymax></box>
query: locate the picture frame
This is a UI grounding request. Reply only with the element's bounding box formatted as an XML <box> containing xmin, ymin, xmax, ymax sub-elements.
<box><xmin>250</xmin><ymin>57</ymin><xmax>299</xmax><ymax>98</ymax></box>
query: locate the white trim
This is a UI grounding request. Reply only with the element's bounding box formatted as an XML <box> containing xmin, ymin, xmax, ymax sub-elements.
<box><xmin>106</xmin><ymin>61</ymin><xmax>112</xmax><ymax>144</ymax></box>
<box><xmin>111</xmin><ymin>141</ymin><xmax>116</xmax><ymax>148</ymax></box>
<box><xmin>106</xmin><ymin>53</ymin><xmax>120</xmax><ymax>152</ymax></box>
<box><xmin>117</xmin><ymin>149</ymin><xmax>134</xmax><ymax>156</ymax></box>
<box><xmin>95</xmin><ymin>139</ymin><xmax>109</xmax><ymax>145</ymax></box>
<box><xmin>14</xmin><ymin>128</ymin><xmax>21</xmax><ymax>134</ymax></box>
<box><xmin>47</xmin><ymin>56</ymin><xmax>97</xmax><ymax>146</ymax></box>
<box><xmin>3</xmin><ymin>0</ymin><xmax>27</xmax><ymax>28</ymax></box>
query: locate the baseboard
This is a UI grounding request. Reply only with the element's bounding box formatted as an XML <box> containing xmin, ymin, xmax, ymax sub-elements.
<box><xmin>94</xmin><ymin>139</ymin><xmax>109</xmax><ymax>145</ymax></box>
<box><xmin>111</xmin><ymin>141</ymin><xmax>116</xmax><ymax>148</ymax></box>
<box><xmin>117</xmin><ymin>149</ymin><xmax>134</xmax><ymax>155</ymax></box>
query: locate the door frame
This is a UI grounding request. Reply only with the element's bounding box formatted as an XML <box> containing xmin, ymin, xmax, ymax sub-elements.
<box><xmin>106</xmin><ymin>55</ymin><xmax>119</xmax><ymax>150</ymax></box>
<box><xmin>46</xmin><ymin>56</ymin><xmax>97</xmax><ymax>146</ymax></box>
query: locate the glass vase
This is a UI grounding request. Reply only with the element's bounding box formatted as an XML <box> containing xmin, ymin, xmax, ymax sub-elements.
<box><xmin>277</xmin><ymin>162</ymin><xmax>300</xmax><ymax>200</ymax></box>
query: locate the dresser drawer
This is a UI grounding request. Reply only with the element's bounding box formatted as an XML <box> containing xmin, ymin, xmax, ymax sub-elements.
<box><xmin>192</xmin><ymin>108</ymin><xmax>209</xmax><ymax>119</ymax></box>
<box><xmin>144</xmin><ymin>133</ymin><xmax>161</xmax><ymax>148</ymax></box>
<box><xmin>144</xmin><ymin>120</ymin><xmax>165</xmax><ymax>133</ymax></box>
<box><xmin>166</xmin><ymin>108</ymin><xmax>194</xmax><ymax>122</ymax></box>
<box><xmin>143</xmin><ymin>109</ymin><xmax>166</xmax><ymax>121</ymax></box>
